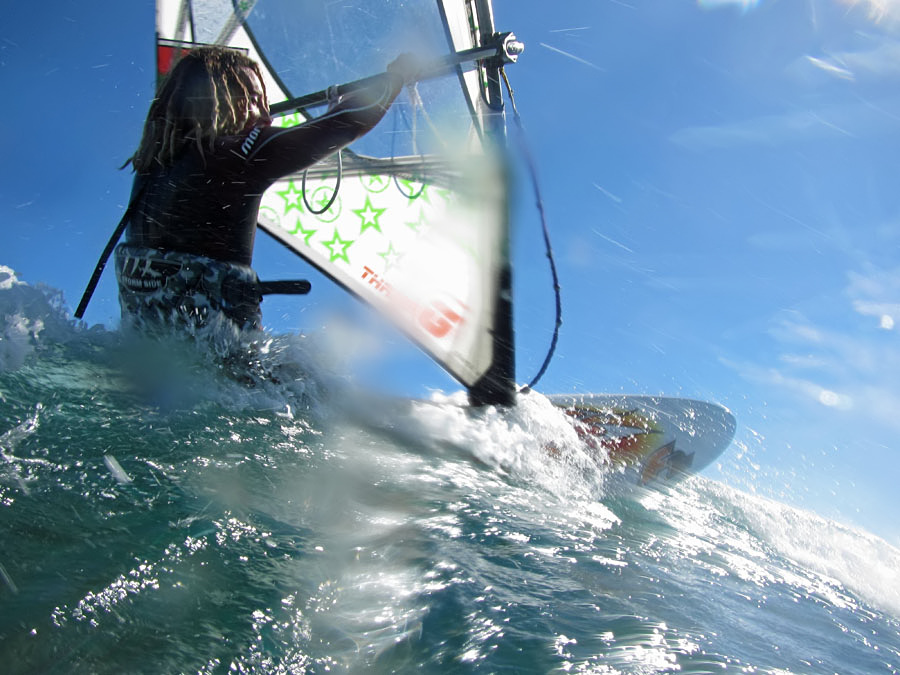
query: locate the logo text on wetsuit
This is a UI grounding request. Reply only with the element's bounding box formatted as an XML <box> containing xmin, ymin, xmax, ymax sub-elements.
<box><xmin>120</xmin><ymin>257</ymin><xmax>183</xmax><ymax>293</ymax></box>
<box><xmin>241</xmin><ymin>127</ymin><xmax>262</xmax><ymax>156</ymax></box>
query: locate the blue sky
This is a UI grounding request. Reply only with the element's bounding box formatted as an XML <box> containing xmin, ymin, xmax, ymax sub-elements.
<box><xmin>2</xmin><ymin>0</ymin><xmax>899</xmax><ymax>543</ymax></box>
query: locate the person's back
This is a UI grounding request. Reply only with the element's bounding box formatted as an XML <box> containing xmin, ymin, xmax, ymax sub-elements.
<box><xmin>126</xmin><ymin>143</ymin><xmax>262</xmax><ymax>266</ymax></box>
<box><xmin>114</xmin><ymin>46</ymin><xmax>414</xmax><ymax>337</ymax></box>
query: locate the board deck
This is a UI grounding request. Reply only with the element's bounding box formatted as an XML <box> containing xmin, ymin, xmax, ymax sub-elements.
<box><xmin>548</xmin><ymin>394</ymin><xmax>736</xmax><ymax>485</ymax></box>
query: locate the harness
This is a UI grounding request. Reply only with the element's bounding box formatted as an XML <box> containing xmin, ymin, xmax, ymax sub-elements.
<box><xmin>114</xmin><ymin>244</ymin><xmax>264</xmax><ymax>332</ymax></box>
<box><xmin>113</xmin><ymin>245</ymin><xmax>311</xmax><ymax>334</ymax></box>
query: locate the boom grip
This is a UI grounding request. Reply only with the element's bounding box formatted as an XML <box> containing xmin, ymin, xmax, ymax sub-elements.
<box><xmin>258</xmin><ymin>279</ymin><xmax>311</xmax><ymax>296</ymax></box>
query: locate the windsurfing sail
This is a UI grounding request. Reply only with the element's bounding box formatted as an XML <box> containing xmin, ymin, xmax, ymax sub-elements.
<box><xmin>155</xmin><ymin>0</ymin><xmax>519</xmax><ymax>405</ymax></box>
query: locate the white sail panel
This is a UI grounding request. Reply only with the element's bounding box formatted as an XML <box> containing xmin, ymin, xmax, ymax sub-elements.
<box><xmin>258</xmin><ymin>152</ymin><xmax>503</xmax><ymax>386</ymax></box>
<box><xmin>155</xmin><ymin>0</ymin><xmax>292</xmax><ymax>105</ymax></box>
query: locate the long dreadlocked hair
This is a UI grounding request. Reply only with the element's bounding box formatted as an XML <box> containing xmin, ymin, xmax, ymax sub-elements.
<box><xmin>127</xmin><ymin>46</ymin><xmax>268</xmax><ymax>172</ymax></box>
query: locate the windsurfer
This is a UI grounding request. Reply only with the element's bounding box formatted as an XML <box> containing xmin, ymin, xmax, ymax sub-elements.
<box><xmin>114</xmin><ymin>46</ymin><xmax>419</xmax><ymax>337</ymax></box>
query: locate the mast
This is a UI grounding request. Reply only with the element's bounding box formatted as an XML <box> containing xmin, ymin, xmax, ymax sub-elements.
<box><xmin>466</xmin><ymin>0</ymin><xmax>516</xmax><ymax>407</ymax></box>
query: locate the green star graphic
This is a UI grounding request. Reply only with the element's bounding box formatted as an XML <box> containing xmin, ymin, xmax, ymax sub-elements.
<box><xmin>277</xmin><ymin>112</ymin><xmax>305</xmax><ymax>129</ymax></box>
<box><xmin>303</xmin><ymin>184</ymin><xmax>341</xmax><ymax>223</ymax></box>
<box><xmin>378</xmin><ymin>243</ymin><xmax>401</xmax><ymax>271</ymax></box>
<box><xmin>397</xmin><ymin>178</ymin><xmax>430</xmax><ymax>203</ymax></box>
<box><xmin>353</xmin><ymin>195</ymin><xmax>387</xmax><ymax>234</ymax></box>
<box><xmin>287</xmin><ymin>218</ymin><xmax>317</xmax><ymax>245</ymax></box>
<box><xmin>432</xmin><ymin>186</ymin><xmax>452</xmax><ymax>202</ymax></box>
<box><xmin>315</xmin><ymin>190</ymin><xmax>334</xmax><ymax>212</ymax></box>
<box><xmin>405</xmin><ymin>208</ymin><xmax>428</xmax><ymax>233</ymax></box>
<box><xmin>276</xmin><ymin>180</ymin><xmax>306</xmax><ymax>215</ymax></box>
<box><xmin>321</xmin><ymin>228</ymin><xmax>354</xmax><ymax>264</ymax></box>
<box><xmin>362</xmin><ymin>174</ymin><xmax>390</xmax><ymax>194</ymax></box>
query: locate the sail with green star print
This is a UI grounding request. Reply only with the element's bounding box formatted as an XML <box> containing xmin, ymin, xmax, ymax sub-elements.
<box><xmin>156</xmin><ymin>0</ymin><xmax>512</xmax><ymax>395</ymax></box>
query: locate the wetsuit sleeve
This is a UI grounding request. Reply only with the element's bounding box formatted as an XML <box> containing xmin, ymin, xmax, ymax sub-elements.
<box><xmin>235</xmin><ymin>72</ymin><xmax>405</xmax><ymax>185</ymax></box>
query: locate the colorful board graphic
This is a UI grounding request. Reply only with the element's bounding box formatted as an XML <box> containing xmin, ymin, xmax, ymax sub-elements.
<box><xmin>549</xmin><ymin>394</ymin><xmax>737</xmax><ymax>485</ymax></box>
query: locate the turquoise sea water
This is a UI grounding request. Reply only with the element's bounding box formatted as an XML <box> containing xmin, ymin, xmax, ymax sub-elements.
<box><xmin>2</xmin><ymin>268</ymin><xmax>899</xmax><ymax>674</ymax></box>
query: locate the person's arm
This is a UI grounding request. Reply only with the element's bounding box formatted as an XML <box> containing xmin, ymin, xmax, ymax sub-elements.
<box><xmin>238</xmin><ymin>55</ymin><xmax>420</xmax><ymax>184</ymax></box>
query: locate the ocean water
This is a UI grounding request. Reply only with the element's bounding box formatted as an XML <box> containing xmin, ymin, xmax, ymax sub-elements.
<box><xmin>2</xmin><ymin>267</ymin><xmax>899</xmax><ymax>674</ymax></box>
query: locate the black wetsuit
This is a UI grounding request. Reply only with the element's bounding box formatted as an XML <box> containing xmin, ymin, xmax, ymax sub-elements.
<box><xmin>115</xmin><ymin>73</ymin><xmax>403</xmax><ymax>334</ymax></box>
<box><xmin>125</xmin><ymin>73</ymin><xmax>404</xmax><ymax>266</ymax></box>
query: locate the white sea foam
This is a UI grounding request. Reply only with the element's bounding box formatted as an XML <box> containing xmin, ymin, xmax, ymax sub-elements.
<box><xmin>685</xmin><ymin>480</ymin><xmax>900</xmax><ymax>619</ymax></box>
<box><xmin>364</xmin><ymin>388</ymin><xmax>612</xmax><ymax>504</ymax></box>
<box><xmin>742</xmin><ymin>491</ymin><xmax>900</xmax><ymax>618</ymax></box>
<box><xmin>0</xmin><ymin>266</ymin><xmax>73</xmax><ymax>371</ymax></box>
